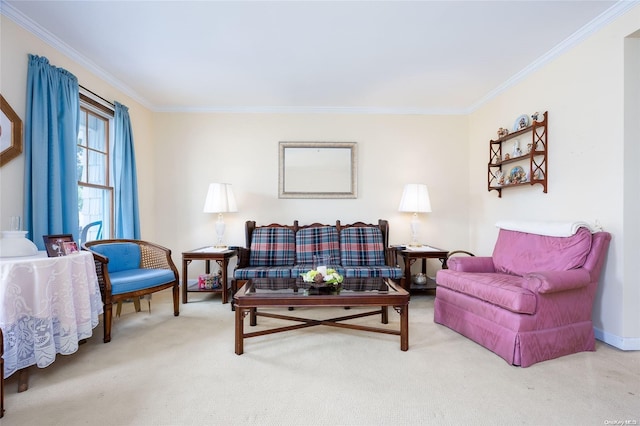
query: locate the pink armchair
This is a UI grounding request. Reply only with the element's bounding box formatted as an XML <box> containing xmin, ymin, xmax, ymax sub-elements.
<box><xmin>435</xmin><ymin>226</ymin><xmax>611</xmax><ymax>367</ymax></box>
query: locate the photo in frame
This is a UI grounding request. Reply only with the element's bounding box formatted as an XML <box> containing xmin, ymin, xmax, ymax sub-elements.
<box><xmin>0</xmin><ymin>94</ymin><xmax>23</xmax><ymax>167</ymax></box>
<box><xmin>43</xmin><ymin>234</ymin><xmax>75</xmax><ymax>257</ymax></box>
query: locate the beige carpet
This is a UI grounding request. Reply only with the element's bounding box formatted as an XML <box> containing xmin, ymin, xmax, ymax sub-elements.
<box><xmin>2</xmin><ymin>289</ymin><xmax>639</xmax><ymax>425</ymax></box>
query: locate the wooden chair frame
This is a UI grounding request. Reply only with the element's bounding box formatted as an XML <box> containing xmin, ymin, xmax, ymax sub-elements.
<box><xmin>83</xmin><ymin>239</ymin><xmax>180</xmax><ymax>343</ymax></box>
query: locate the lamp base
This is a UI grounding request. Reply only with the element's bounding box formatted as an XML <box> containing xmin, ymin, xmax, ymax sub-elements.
<box><xmin>213</xmin><ymin>244</ymin><xmax>228</xmax><ymax>249</ymax></box>
<box><xmin>407</xmin><ymin>242</ymin><xmax>422</xmax><ymax>247</ymax></box>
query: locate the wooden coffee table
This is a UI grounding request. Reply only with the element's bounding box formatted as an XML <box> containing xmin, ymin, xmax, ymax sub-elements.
<box><xmin>234</xmin><ymin>277</ymin><xmax>410</xmax><ymax>354</ymax></box>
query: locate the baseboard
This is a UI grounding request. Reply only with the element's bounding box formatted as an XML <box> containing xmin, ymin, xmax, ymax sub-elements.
<box><xmin>594</xmin><ymin>328</ymin><xmax>640</xmax><ymax>350</ymax></box>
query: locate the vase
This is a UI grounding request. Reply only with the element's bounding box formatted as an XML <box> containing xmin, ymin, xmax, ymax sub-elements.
<box><xmin>0</xmin><ymin>231</ymin><xmax>39</xmax><ymax>257</ymax></box>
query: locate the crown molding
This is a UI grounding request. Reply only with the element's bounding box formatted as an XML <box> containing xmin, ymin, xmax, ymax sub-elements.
<box><xmin>153</xmin><ymin>105</ymin><xmax>466</xmax><ymax>115</ymax></box>
<box><xmin>3</xmin><ymin>0</ymin><xmax>638</xmax><ymax>115</ymax></box>
<box><xmin>467</xmin><ymin>0</ymin><xmax>640</xmax><ymax>113</ymax></box>
<box><xmin>0</xmin><ymin>0</ymin><xmax>153</xmax><ymax>110</ymax></box>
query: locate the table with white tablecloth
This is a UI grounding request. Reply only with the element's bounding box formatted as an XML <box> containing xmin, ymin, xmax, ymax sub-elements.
<box><xmin>0</xmin><ymin>250</ymin><xmax>103</xmax><ymax>389</ymax></box>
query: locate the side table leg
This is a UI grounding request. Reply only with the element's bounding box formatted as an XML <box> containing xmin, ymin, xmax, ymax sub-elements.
<box><xmin>221</xmin><ymin>259</ymin><xmax>229</xmax><ymax>304</ymax></box>
<box><xmin>182</xmin><ymin>259</ymin><xmax>189</xmax><ymax>304</ymax></box>
<box><xmin>400</xmin><ymin>305</ymin><xmax>409</xmax><ymax>351</ymax></box>
<box><xmin>235</xmin><ymin>307</ymin><xmax>244</xmax><ymax>355</ymax></box>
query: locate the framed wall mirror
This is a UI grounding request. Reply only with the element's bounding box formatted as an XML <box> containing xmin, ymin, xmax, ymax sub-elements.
<box><xmin>0</xmin><ymin>94</ymin><xmax>23</xmax><ymax>167</ymax></box>
<box><xmin>279</xmin><ymin>142</ymin><xmax>358</xmax><ymax>199</ymax></box>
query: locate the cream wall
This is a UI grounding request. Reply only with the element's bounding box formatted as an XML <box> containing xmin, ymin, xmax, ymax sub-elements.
<box><xmin>152</xmin><ymin>112</ymin><xmax>470</xmax><ymax>272</ymax></box>
<box><xmin>468</xmin><ymin>6</ymin><xmax>640</xmax><ymax>349</ymax></box>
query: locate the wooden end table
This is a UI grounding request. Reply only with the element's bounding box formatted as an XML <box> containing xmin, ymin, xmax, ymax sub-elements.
<box><xmin>182</xmin><ymin>247</ymin><xmax>236</xmax><ymax>304</ymax></box>
<box><xmin>395</xmin><ymin>245</ymin><xmax>448</xmax><ymax>292</ymax></box>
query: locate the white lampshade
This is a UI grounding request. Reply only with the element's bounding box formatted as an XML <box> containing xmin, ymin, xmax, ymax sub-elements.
<box><xmin>203</xmin><ymin>183</ymin><xmax>238</xmax><ymax>213</ymax></box>
<box><xmin>398</xmin><ymin>184</ymin><xmax>431</xmax><ymax>246</ymax></box>
<box><xmin>203</xmin><ymin>183</ymin><xmax>237</xmax><ymax>247</ymax></box>
<box><xmin>398</xmin><ymin>184</ymin><xmax>431</xmax><ymax>213</ymax></box>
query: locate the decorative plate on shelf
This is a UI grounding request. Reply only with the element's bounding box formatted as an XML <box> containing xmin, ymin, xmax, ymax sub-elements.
<box><xmin>509</xmin><ymin>166</ymin><xmax>526</xmax><ymax>183</ymax></box>
<box><xmin>513</xmin><ymin>114</ymin><xmax>530</xmax><ymax>131</ymax></box>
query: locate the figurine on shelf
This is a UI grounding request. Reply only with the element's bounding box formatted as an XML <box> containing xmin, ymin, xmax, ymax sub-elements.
<box><xmin>496</xmin><ymin>170</ymin><xmax>505</xmax><ymax>186</ymax></box>
<box><xmin>527</xmin><ymin>143</ymin><xmax>533</xmax><ymax>154</ymax></box>
<box><xmin>531</xmin><ymin>111</ymin><xmax>541</xmax><ymax>122</ymax></box>
<box><xmin>512</xmin><ymin>140</ymin><xmax>522</xmax><ymax>157</ymax></box>
<box><xmin>497</xmin><ymin>127</ymin><xmax>509</xmax><ymax>138</ymax></box>
<box><xmin>504</xmin><ymin>153</ymin><xmax>510</xmax><ymax>161</ymax></box>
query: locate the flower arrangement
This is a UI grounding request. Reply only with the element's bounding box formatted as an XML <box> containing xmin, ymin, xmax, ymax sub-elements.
<box><xmin>301</xmin><ymin>266</ymin><xmax>344</xmax><ymax>286</ymax></box>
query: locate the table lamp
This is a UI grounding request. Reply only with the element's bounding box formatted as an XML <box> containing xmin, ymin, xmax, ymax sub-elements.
<box><xmin>398</xmin><ymin>183</ymin><xmax>431</xmax><ymax>247</ymax></box>
<box><xmin>203</xmin><ymin>183</ymin><xmax>237</xmax><ymax>248</ymax></box>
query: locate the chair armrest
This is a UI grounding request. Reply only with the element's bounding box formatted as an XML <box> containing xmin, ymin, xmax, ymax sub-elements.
<box><xmin>523</xmin><ymin>269</ymin><xmax>592</xmax><ymax>294</ymax></box>
<box><xmin>447</xmin><ymin>256</ymin><xmax>495</xmax><ymax>273</ymax></box>
<box><xmin>234</xmin><ymin>247</ymin><xmax>250</xmax><ymax>268</ymax></box>
<box><xmin>81</xmin><ymin>247</ymin><xmax>111</xmax><ymax>298</ymax></box>
<box><xmin>385</xmin><ymin>247</ymin><xmax>398</xmax><ymax>267</ymax></box>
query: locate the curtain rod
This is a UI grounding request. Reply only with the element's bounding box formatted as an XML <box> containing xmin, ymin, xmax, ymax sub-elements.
<box><xmin>79</xmin><ymin>84</ymin><xmax>115</xmax><ymax>108</ymax></box>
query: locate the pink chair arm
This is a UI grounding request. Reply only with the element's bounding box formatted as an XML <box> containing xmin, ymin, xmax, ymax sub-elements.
<box><xmin>447</xmin><ymin>256</ymin><xmax>495</xmax><ymax>273</ymax></box>
<box><xmin>523</xmin><ymin>269</ymin><xmax>592</xmax><ymax>294</ymax></box>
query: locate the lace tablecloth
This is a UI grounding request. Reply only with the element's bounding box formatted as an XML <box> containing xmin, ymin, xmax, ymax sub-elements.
<box><xmin>0</xmin><ymin>251</ymin><xmax>103</xmax><ymax>378</ymax></box>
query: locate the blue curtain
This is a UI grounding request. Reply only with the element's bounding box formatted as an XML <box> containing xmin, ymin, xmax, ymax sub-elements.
<box><xmin>24</xmin><ymin>54</ymin><xmax>80</xmax><ymax>249</ymax></box>
<box><xmin>113</xmin><ymin>101</ymin><xmax>140</xmax><ymax>239</ymax></box>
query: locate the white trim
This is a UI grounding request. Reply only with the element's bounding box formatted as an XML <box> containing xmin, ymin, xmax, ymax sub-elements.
<box><xmin>467</xmin><ymin>0</ymin><xmax>640</xmax><ymax>113</ymax></box>
<box><xmin>594</xmin><ymin>327</ymin><xmax>640</xmax><ymax>351</ymax></box>
<box><xmin>2</xmin><ymin>0</ymin><xmax>638</xmax><ymax>114</ymax></box>
<box><xmin>0</xmin><ymin>1</ymin><xmax>152</xmax><ymax>110</ymax></box>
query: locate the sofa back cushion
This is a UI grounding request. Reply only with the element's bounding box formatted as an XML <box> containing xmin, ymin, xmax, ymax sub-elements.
<box><xmin>91</xmin><ymin>242</ymin><xmax>141</xmax><ymax>273</ymax></box>
<box><xmin>295</xmin><ymin>226</ymin><xmax>340</xmax><ymax>265</ymax></box>
<box><xmin>492</xmin><ymin>227</ymin><xmax>593</xmax><ymax>276</ymax></box>
<box><xmin>339</xmin><ymin>226</ymin><xmax>386</xmax><ymax>266</ymax></box>
<box><xmin>249</xmin><ymin>227</ymin><xmax>295</xmax><ymax>267</ymax></box>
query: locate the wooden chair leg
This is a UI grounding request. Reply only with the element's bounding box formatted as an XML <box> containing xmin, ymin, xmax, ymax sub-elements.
<box><xmin>172</xmin><ymin>284</ymin><xmax>180</xmax><ymax>317</ymax></box>
<box><xmin>17</xmin><ymin>368</ymin><xmax>28</xmax><ymax>393</ymax></box>
<box><xmin>133</xmin><ymin>298</ymin><xmax>141</xmax><ymax>312</ymax></box>
<box><xmin>103</xmin><ymin>302</ymin><xmax>113</xmax><ymax>343</ymax></box>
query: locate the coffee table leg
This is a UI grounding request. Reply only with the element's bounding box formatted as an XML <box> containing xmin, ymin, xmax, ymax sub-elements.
<box><xmin>400</xmin><ymin>305</ymin><xmax>409</xmax><ymax>351</ymax></box>
<box><xmin>235</xmin><ymin>306</ymin><xmax>244</xmax><ymax>355</ymax></box>
<box><xmin>250</xmin><ymin>307</ymin><xmax>257</xmax><ymax>326</ymax></box>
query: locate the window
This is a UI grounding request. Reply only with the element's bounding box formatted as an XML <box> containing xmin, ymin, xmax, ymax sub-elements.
<box><xmin>77</xmin><ymin>94</ymin><xmax>114</xmax><ymax>245</ymax></box>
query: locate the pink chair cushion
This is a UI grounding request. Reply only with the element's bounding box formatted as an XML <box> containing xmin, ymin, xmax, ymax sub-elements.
<box><xmin>492</xmin><ymin>227</ymin><xmax>593</xmax><ymax>276</ymax></box>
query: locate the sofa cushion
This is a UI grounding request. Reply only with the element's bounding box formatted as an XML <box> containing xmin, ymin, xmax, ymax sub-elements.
<box><xmin>91</xmin><ymin>242</ymin><xmax>140</xmax><ymax>273</ymax></box>
<box><xmin>492</xmin><ymin>227</ymin><xmax>592</xmax><ymax>276</ymax></box>
<box><xmin>436</xmin><ymin>270</ymin><xmax>537</xmax><ymax>314</ymax></box>
<box><xmin>342</xmin><ymin>266</ymin><xmax>403</xmax><ymax>279</ymax></box>
<box><xmin>249</xmin><ymin>227</ymin><xmax>295</xmax><ymax>267</ymax></box>
<box><xmin>109</xmin><ymin>268</ymin><xmax>175</xmax><ymax>294</ymax></box>
<box><xmin>295</xmin><ymin>226</ymin><xmax>341</xmax><ymax>265</ymax></box>
<box><xmin>234</xmin><ymin>266</ymin><xmax>292</xmax><ymax>280</ymax></box>
<box><xmin>339</xmin><ymin>227</ymin><xmax>386</xmax><ymax>266</ymax></box>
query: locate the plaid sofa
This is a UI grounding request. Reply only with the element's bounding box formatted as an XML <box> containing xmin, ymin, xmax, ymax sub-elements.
<box><xmin>232</xmin><ymin>219</ymin><xmax>403</xmax><ymax>294</ymax></box>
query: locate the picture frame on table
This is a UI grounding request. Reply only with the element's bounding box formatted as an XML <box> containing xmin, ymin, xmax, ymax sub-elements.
<box><xmin>43</xmin><ymin>234</ymin><xmax>75</xmax><ymax>257</ymax></box>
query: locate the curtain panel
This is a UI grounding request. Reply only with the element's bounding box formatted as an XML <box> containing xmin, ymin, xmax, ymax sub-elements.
<box><xmin>113</xmin><ymin>102</ymin><xmax>140</xmax><ymax>239</ymax></box>
<box><xmin>24</xmin><ymin>54</ymin><xmax>80</xmax><ymax>249</ymax></box>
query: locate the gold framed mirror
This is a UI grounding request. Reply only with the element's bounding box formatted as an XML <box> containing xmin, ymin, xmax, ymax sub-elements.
<box><xmin>279</xmin><ymin>142</ymin><xmax>358</xmax><ymax>199</ymax></box>
<box><xmin>0</xmin><ymin>95</ymin><xmax>23</xmax><ymax>167</ymax></box>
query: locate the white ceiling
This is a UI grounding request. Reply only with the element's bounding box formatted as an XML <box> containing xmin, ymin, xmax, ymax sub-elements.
<box><xmin>2</xmin><ymin>1</ymin><xmax>634</xmax><ymax>113</ymax></box>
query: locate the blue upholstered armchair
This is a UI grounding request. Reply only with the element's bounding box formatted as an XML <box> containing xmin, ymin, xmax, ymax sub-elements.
<box><xmin>82</xmin><ymin>239</ymin><xmax>180</xmax><ymax>343</ymax></box>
